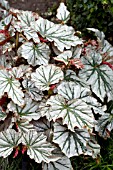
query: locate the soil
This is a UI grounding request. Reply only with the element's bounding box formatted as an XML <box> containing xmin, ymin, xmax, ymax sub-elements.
<box><xmin>8</xmin><ymin>0</ymin><xmax>61</xmax><ymax>14</ymax></box>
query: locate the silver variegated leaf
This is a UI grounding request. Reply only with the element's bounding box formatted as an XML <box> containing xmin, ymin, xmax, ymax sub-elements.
<box><xmin>65</xmin><ymin>70</ymin><xmax>88</xmax><ymax>87</ymax></box>
<box><xmin>58</xmin><ymin>81</ymin><xmax>81</xmax><ymax>100</ymax></box>
<box><xmin>79</xmin><ymin>53</ymin><xmax>113</xmax><ymax>101</ymax></box>
<box><xmin>0</xmin><ymin>55</ymin><xmax>11</xmax><ymax>69</ymax></box>
<box><xmin>71</xmin><ymin>46</ymin><xmax>82</xmax><ymax>59</ymax></box>
<box><xmin>17</xmin><ymin>119</ymin><xmax>34</xmax><ymax>133</ymax></box>
<box><xmin>18</xmin><ymin>42</ymin><xmax>50</xmax><ymax>66</ymax></box>
<box><xmin>0</xmin><ymin>107</ymin><xmax>7</xmax><ymax>121</ymax></box>
<box><xmin>15</xmin><ymin>9</ymin><xmax>39</xmax><ymax>41</ymax></box>
<box><xmin>0</xmin><ymin>129</ymin><xmax>22</xmax><ymax>158</ymax></box>
<box><xmin>31</xmin><ymin>65</ymin><xmax>64</xmax><ymax>90</ymax></box>
<box><xmin>32</xmin><ymin>117</ymin><xmax>52</xmax><ymax>133</ymax></box>
<box><xmin>39</xmin><ymin>100</ymin><xmax>53</xmax><ymax>121</ymax></box>
<box><xmin>53</xmin><ymin>121</ymin><xmax>90</xmax><ymax>157</ymax></box>
<box><xmin>0</xmin><ymin>113</ymin><xmax>12</xmax><ymax>132</ymax></box>
<box><xmin>4</xmin><ymin>14</ymin><xmax>12</xmax><ymax>24</ymax></box>
<box><xmin>35</xmin><ymin>17</ymin><xmax>82</xmax><ymax>52</ymax></box>
<box><xmin>87</xmin><ymin>28</ymin><xmax>105</xmax><ymax>45</ymax></box>
<box><xmin>95</xmin><ymin>111</ymin><xmax>113</xmax><ymax>138</ymax></box>
<box><xmin>17</xmin><ymin>10</ymin><xmax>38</xmax><ymax>28</ymax></box>
<box><xmin>22</xmin><ymin>130</ymin><xmax>56</xmax><ymax>163</ymax></box>
<box><xmin>32</xmin><ymin>117</ymin><xmax>53</xmax><ymax>142</ymax></box>
<box><xmin>46</xmin><ymin>95</ymin><xmax>95</xmax><ymax>131</ymax></box>
<box><xmin>0</xmin><ymin>69</ymin><xmax>24</xmax><ymax>106</ymax></box>
<box><xmin>0</xmin><ymin>14</ymin><xmax>12</xmax><ymax>29</ymax></box>
<box><xmin>8</xmin><ymin>97</ymin><xmax>40</xmax><ymax>121</ymax></box>
<box><xmin>0</xmin><ymin>0</ymin><xmax>9</xmax><ymax>10</ymax></box>
<box><xmin>43</xmin><ymin>148</ymin><xmax>64</xmax><ymax>162</ymax></box>
<box><xmin>2</xmin><ymin>42</ymin><xmax>15</xmax><ymax>54</ymax></box>
<box><xmin>54</xmin><ymin>50</ymin><xmax>72</xmax><ymax>65</ymax></box>
<box><xmin>0</xmin><ymin>0</ymin><xmax>9</xmax><ymax>18</ymax></box>
<box><xmin>86</xmin><ymin>30</ymin><xmax>113</xmax><ymax>62</ymax></box>
<box><xmin>85</xmin><ymin>135</ymin><xmax>100</xmax><ymax>158</ymax></box>
<box><xmin>0</xmin><ymin>31</ymin><xmax>6</xmax><ymax>42</ymax></box>
<box><xmin>42</xmin><ymin>156</ymin><xmax>73</xmax><ymax>170</ymax></box>
<box><xmin>58</xmin><ymin>81</ymin><xmax>103</xmax><ymax>114</ymax></box>
<box><xmin>81</xmin><ymin>89</ymin><xmax>106</xmax><ymax>115</ymax></box>
<box><xmin>22</xmin><ymin>79</ymin><xmax>43</xmax><ymax>101</ymax></box>
<box><xmin>56</xmin><ymin>2</ymin><xmax>70</xmax><ymax>23</ymax></box>
<box><xmin>102</xmin><ymin>40</ymin><xmax>113</xmax><ymax>57</ymax></box>
<box><xmin>22</xmin><ymin>27</ymin><xmax>40</xmax><ymax>43</ymax></box>
<box><xmin>0</xmin><ymin>55</ymin><xmax>12</xmax><ymax>69</ymax></box>
<box><xmin>9</xmin><ymin>65</ymin><xmax>31</xmax><ymax>79</ymax></box>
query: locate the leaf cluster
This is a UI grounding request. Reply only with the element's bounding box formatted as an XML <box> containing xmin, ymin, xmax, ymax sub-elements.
<box><xmin>0</xmin><ymin>1</ymin><xmax>113</xmax><ymax>170</ymax></box>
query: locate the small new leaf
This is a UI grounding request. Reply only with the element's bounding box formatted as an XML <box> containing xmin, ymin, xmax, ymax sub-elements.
<box><xmin>56</xmin><ymin>2</ymin><xmax>70</xmax><ymax>23</ymax></box>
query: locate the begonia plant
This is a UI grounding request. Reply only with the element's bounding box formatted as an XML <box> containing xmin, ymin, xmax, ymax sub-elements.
<box><xmin>0</xmin><ymin>1</ymin><xmax>113</xmax><ymax>169</ymax></box>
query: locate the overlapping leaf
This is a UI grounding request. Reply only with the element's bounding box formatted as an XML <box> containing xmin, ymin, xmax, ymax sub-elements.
<box><xmin>42</xmin><ymin>156</ymin><xmax>73</xmax><ymax>170</ymax></box>
<box><xmin>95</xmin><ymin>111</ymin><xmax>113</xmax><ymax>138</ymax></box>
<box><xmin>18</xmin><ymin>42</ymin><xmax>50</xmax><ymax>66</ymax></box>
<box><xmin>87</xmin><ymin>28</ymin><xmax>105</xmax><ymax>44</ymax></box>
<box><xmin>65</xmin><ymin>70</ymin><xmax>88</xmax><ymax>87</ymax></box>
<box><xmin>35</xmin><ymin>17</ymin><xmax>82</xmax><ymax>52</ymax></box>
<box><xmin>85</xmin><ymin>135</ymin><xmax>100</xmax><ymax>158</ymax></box>
<box><xmin>87</xmin><ymin>28</ymin><xmax>113</xmax><ymax>59</ymax></box>
<box><xmin>79</xmin><ymin>52</ymin><xmax>113</xmax><ymax>101</ymax></box>
<box><xmin>58</xmin><ymin>81</ymin><xmax>81</xmax><ymax>100</ymax></box>
<box><xmin>32</xmin><ymin>117</ymin><xmax>53</xmax><ymax>142</ymax></box>
<box><xmin>0</xmin><ymin>129</ymin><xmax>21</xmax><ymax>158</ymax></box>
<box><xmin>31</xmin><ymin>65</ymin><xmax>64</xmax><ymax>90</ymax></box>
<box><xmin>22</xmin><ymin>27</ymin><xmax>40</xmax><ymax>43</ymax></box>
<box><xmin>46</xmin><ymin>94</ymin><xmax>95</xmax><ymax>131</ymax></box>
<box><xmin>39</xmin><ymin>100</ymin><xmax>53</xmax><ymax>121</ymax></box>
<box><xmin>17</xmin><ymin>11</ymin><xmax>38</xmax><ymax>28</ymax></box>
<box><xmin>54</xmin><ymin>51</ymin><xmax>72</xmax><ymax>65</ymax></box>
<box><xmin>22</xmin><ymin>79</ymin><xmax>43</xmax><ymax>101</ymax></box>
<box><xmin>0</xmin><ymin>0</ymin><xmax>9</xmax><ymax>10</ymax></box>
<box><xmin>15</xmin><ymin>11</ymin><xmax>40</xmax><ymax>43</ymax></box>
<box><xmin>80</xmin><ymin>86</ymin><xmax>106</xmax><ymax>115</ymax></box>
<box><xmin>71</xmin><ymin>46</ymin><xmax>82</xmax><ymax>59</ymax></box>
<box><xmin>10</xmin><ymin>65</ymin><xmax>31</xmax><ymax>79</ymax></box>
<box><xmin>42</xmin><ymin>148</ymin><xmax>64</xmax><ymax>163</ymax></box>
<box><xmin>0</xmin><ymin>69</ymin><xmax>24</xmax><ymax>106</ymax></box>
<box><xmin>16</xmin><ymin>119</ymin><xmax>34</xmax><ymax>133</ymax></box>
<box><xmin>22</xmin><ymin>130</ymin><xmax>56</xmax><ymax>163</ymax></box>
<box><xmin>53</xmin><ymin>121</ymin><xmax>90</xmax><ymax>157</ymax></box>
<box><xmin>0</xmin><ymin>107</ymin><xmax>7</xmax><ymax>121</ymax></box>
<box><xmin>8</xmin><ymin>97</ymin><xmax>40</xmax><ymax>121</ymax></box>
<box><xmin>0</xmin><ymin>0</ymin><xmax>9</xmax><ymax>18</ymax></box>
<box><xmin>0</xmin><ymin>14</ymin><xmax>12</xmax><ymax>29</ymax></box>
<box><xmin>32</xmin><ymin>117</ymin><xmax>52</xmax><ymax>133</ymax></box>
<box><xmin>102</xmin><ymin>40</ymin><xmax>113</xmax><ymax>58</ymax></box>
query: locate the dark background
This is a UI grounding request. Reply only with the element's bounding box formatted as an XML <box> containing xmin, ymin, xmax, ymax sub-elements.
<box><xmin>8</xmin><ymin>0</ymin><xmax>60</xmax><ymax>14</ymax></box>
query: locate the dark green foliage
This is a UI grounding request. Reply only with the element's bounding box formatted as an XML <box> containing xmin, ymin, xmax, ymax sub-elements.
<box><xmin>66</xmin><ymin>0</ymin><xmax>113</xmax><ymax>44</ymax></box>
